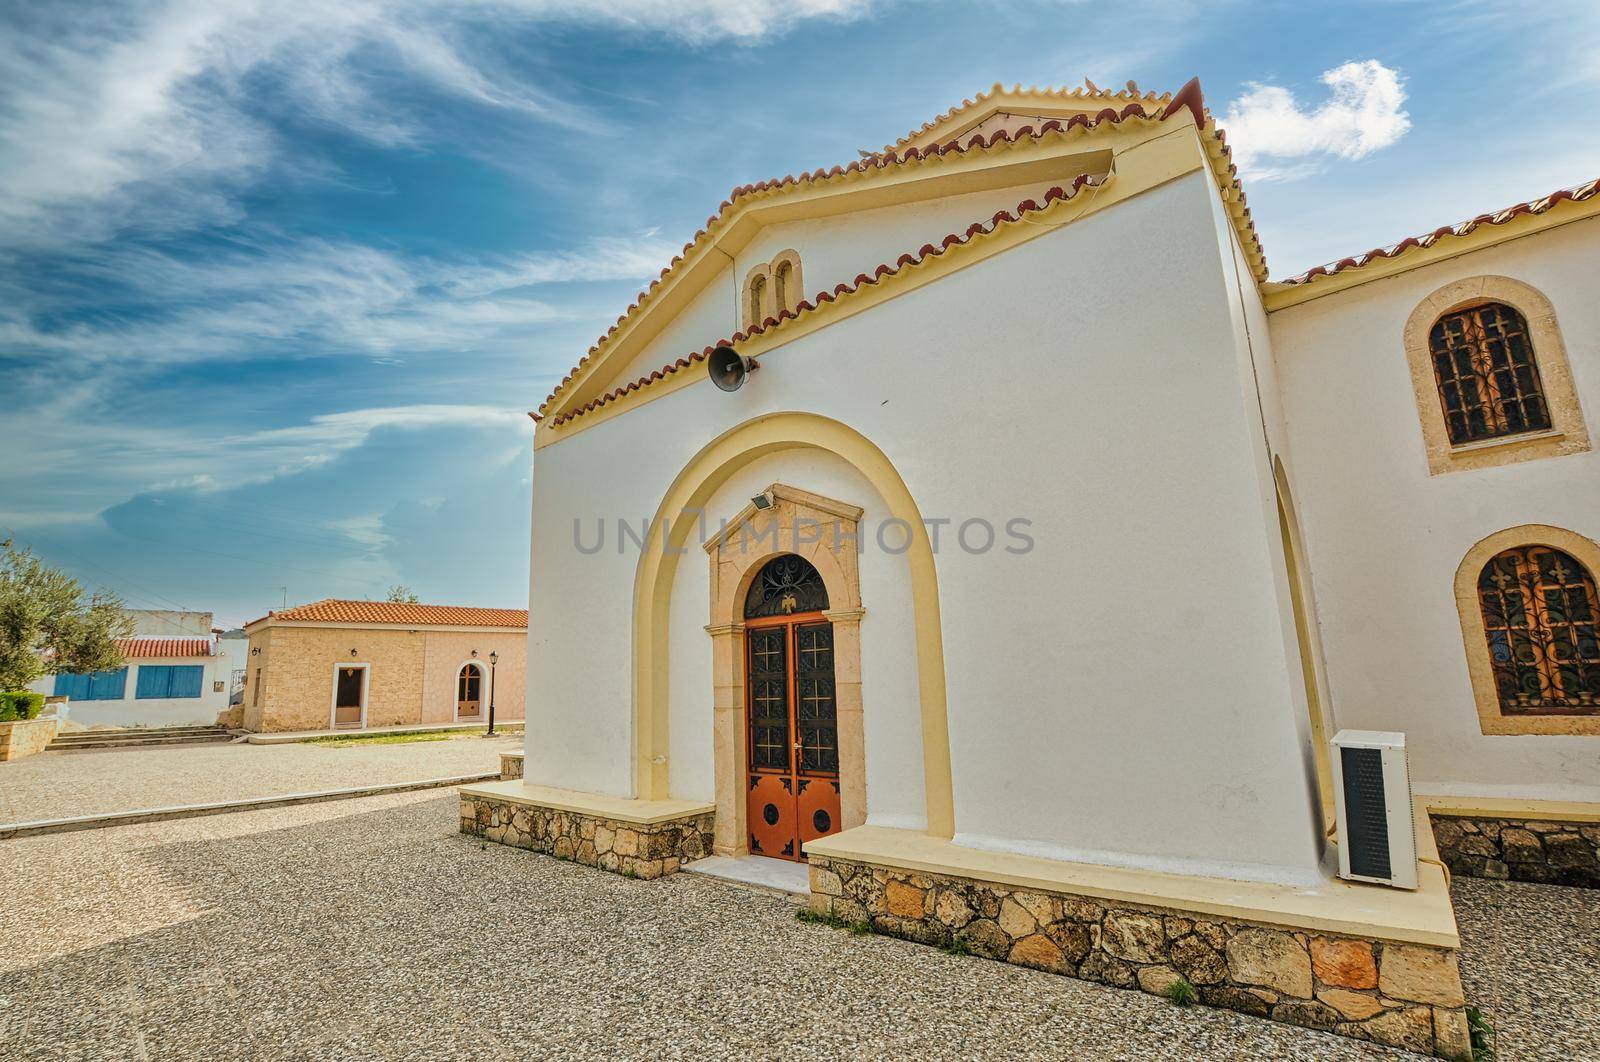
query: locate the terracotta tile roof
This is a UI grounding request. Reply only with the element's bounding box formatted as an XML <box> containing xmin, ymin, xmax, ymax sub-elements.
<box><xmin>250</xmin><ymin>599</ymin><xmax>529</xmax><ymax>629</ymax></box>
<box><xmin>536</xmin><ymin>81</ymin><xmax>1247</xmax><ymax>424</ymax></box>
<box><xmin>1280</xmin><ymin>177</ymin><xmax>1600</xmax><ymax>286</ymax></box>
<box><xmin>878</xmin><ymin>80</ymin><xmax>1172</xmax><ymax>154</ymax></box>
<box><xmin>117</xmin><ymin>637</ymin><xmax>215</xmax><ymax>659</ymax></box>
<box><xmin>550</xmin><ymin>174</ymin><xmax>1107</xmax><ymax>427</ymax></box>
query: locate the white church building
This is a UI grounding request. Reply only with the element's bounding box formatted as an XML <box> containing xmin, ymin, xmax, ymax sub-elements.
<box><xmin>461</xmin><ymin>79</ymin><xmax>1599</xmax><ymax>1057</ymax></box>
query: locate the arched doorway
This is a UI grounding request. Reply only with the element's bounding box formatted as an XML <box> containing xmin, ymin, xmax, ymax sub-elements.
<box><xmin>743</xmin><ymin>553</ymin><xmax>841</xmax><ymax>860</ymax></box>
<box><xmin>456</xmin><ymin>662</ymin><xmax>485</xmax><ymax>722</ymax></box>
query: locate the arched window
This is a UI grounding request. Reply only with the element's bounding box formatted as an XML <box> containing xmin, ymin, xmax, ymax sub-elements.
<box><xmin>1477</xmin><ymin>546</ymin><xmax>1600</xmax><ymax>713</ymax></box>
<box><xmin>1429</xmin><ymin>302</ymin><xmax>1551</xmax><ymax>445</ymax></box>
<box><xmin>773</xmin><ymin>259</ymin><xmax>792</xmax><ymax>315</ymax></box>
<box><xmin>745</xmin><ymin>553</ymin><xmax>829</xmax><ymax>619</ymax></box>
<box><xmin>748</xmin><ymin>274</ymin><xmax>768</xmax><ymax>329</ymax></box>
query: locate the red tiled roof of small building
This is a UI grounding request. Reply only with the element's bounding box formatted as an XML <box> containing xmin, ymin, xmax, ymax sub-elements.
<box><xmin>116</xmin><ymin>637</ymin><xmax>215</xmax><ymax>659</ymax></box>
<box><xmin>250</xmin><ymin>599</ymin><xmax>528</xmax><ymax>629</ymax></box>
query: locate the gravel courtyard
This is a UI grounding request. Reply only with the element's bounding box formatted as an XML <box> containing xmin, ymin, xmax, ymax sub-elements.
<box><xmin>0</xmin><ymin>734</ymin><xmax>521</xmax><ymax>824</ymax></box>
<box><xmin>3</xmin><ymin>789</ymin><xmax>1594</xmax><ymax>1060</ymax></box>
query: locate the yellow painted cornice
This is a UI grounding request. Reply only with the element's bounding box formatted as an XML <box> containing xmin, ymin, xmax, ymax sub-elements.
<box><xmin>1263</xmin><ymin>179</ymin><xmax>1600</xmax><ymax>312</ymax></box>
<box><xmin>534</xmin><ymin>125</ymin><xmax>1209</xmax><ymax>450</ymax></box>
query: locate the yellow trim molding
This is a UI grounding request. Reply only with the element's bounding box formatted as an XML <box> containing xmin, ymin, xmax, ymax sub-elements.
<box><xmin>1402</xmin><ymin>275</ymin><xmax>1590</xmax><ymax>475</ymax></box>
<box><xmin>632</xmin><ymin>412</ymin><xmax>956</xmax><ymax>839</ymax></box>
<box><xmin>1423</xmin><ymin>794</ymin><xmax>1600</xmax><ymax>823</ymax></box>
<box><xmin>1453</xmin><ymin>523</ymin><xmax>1600</xmax><ymax>735</ymax></box>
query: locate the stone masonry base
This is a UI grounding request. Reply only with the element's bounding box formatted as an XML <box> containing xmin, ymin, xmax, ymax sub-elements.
<box><xmin>1432</xmin><ymin>813</ymin><xmax>1600</xmax><ymax>888</ymax></box>
<box><xmin>460</xmin><ymin>791</ymin><xmax>714</xmax><ymax>880</ymax></box>
<box><xmin>808</xmin><ymin>855</ymin><xmax>1471</xmax><ymax>1060</ymax></box>
<box><xmin>498</xmin><ymin>752</ymin><xmax>524</xmax><ymax>781</ymax></box>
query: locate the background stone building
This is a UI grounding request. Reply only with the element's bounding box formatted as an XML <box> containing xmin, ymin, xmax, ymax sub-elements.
<box><xmin>241</xmin><ymin>599</ymin><xmax>526</xmax><ymax>732</ymax></box>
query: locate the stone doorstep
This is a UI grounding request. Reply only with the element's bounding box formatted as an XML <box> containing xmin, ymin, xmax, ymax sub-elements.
<box><xmin>807</xmin><ymin>855</ymin><xmax>1472</xmax><ymax>1060</ymax></box>
<box><xmin>460</xmin><ymin>789</ymin><xmax>716</xmax><ymax>880</ymax></box>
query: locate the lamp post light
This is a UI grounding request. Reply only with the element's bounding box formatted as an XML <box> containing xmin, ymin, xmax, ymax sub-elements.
<box><xmin>486</xmin><ymin>650</ymin><xmax>498</xmax><ymax>736</ymax></box>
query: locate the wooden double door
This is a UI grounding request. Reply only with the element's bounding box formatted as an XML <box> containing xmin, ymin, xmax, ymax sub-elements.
<box><xmin>745</xmin><ymin>613</ymin><xmax>842</xmax><ymax>861</ymax></box>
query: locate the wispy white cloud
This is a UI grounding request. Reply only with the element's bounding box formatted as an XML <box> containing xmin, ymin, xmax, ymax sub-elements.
<box><xmin>1223</xmin><ymin>60</ymin><xmax>1412</xmax><ymax>182</ymax></box>
<box><xmin>0</xmin><ymin>230</ymin><xmax>681</xmax><ymax>370</ymax></box>
<box><xmin>0</xmin><ymin>0</ymin><xmax>876</xmax><ymax>250</ymax></box>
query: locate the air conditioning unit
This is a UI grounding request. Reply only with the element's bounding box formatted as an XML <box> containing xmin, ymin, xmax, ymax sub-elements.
<box><xmin>1330</xmin><ymin>730</ymin><xmax>1418</xmax><ymax>890</ymax></box>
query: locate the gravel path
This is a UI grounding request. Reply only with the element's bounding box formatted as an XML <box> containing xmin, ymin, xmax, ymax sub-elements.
<box><xmin>1451</xmin><ymin>875</ymin><xmax>1600</xmax><ymax>1060</ymax></box>
<box><xmin>0</xmin><ymin>735</ymin><xmax>520</xmax><ymax>824</ymax></box>
<box><xmin>15</xmin><ymin>790</ymin><xmax>1573</xmax><ymax>1061</ymax></box>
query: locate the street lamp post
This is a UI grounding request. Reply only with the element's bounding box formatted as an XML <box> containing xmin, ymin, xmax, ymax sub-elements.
<box><xmin>486</xmin><ymin>650</ymin><xmax>498</xmax><ymax>736</ymax></box>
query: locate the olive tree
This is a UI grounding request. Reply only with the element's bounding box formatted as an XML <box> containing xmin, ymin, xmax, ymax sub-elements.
<box><xmin>0</xmin><ymin>540</ymin><xmax>131</xmax><ymax>691</ymax></box>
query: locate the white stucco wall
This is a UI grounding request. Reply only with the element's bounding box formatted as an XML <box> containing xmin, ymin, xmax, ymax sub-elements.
<box><xmin>1269</xmin><ymin>215</ymin><xmax>1600</xmax><ymax>802</ymax></box>
<box><xmin>526</xmin><ymin>170</ymin><xmax>1324</xmax><ymax>883</ymax></box>
<box><xmin>30</xmin><ymin>655</ymin><xmax>229</xmax><ymax>728</ymax></box>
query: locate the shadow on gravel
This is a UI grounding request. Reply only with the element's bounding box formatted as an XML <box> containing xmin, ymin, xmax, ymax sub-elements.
<box><xmin>12</xmin><ymin>794</ymin><xmax>1593</xmax><ymax>1061</ymax></box>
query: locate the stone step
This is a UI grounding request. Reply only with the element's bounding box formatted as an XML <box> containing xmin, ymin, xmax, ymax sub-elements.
<box><xmin>52</xmin><ymin>726</ymin><xmax>230</xmax><ymax>743</ymax></box>
<box><xmin>48</xmin><ymin>730</ymin><xmax>235</xmax><ymax>751</ymax></box>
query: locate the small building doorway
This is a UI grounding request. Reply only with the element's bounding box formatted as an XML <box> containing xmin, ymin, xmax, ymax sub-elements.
<box><xmin>744</xmin><ymin>554</ymin><xmax>842</xmax><ymax>861</ymax></box>
<box><xmin>456</xmin><ymin>663</ymin><xmax>484</xmax><ymax>721</ymax></box>
<box><xmin>333</xmin><ymin>665</ymin><xmax>366</xmax><ymax>729</ymax></box>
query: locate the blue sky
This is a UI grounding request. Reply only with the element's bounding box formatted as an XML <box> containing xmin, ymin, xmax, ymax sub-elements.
<box><xmin>2</xmin><ymin>0</ymin><xmax>1597</xmax><ymax>626</ymax></box>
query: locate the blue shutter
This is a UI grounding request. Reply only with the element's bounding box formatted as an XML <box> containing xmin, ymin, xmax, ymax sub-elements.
<box><xmin>88</xmin><ymin>668</ymin><xmax>127</xmax><ymax>700</ymax></box>
<box><xmin>54</xmin><ymin>673</ymin><xmax>75</xmax><ymax>697</ymax></box>
<box><xmin>171</xmin><ymin>666</ymin><xmax>203</xmax><ymax>699</ymax></box>
<box><xmin>135</xmin><ymin>666</ymin><xmax>171</xmax><ymax>699</ymax></box>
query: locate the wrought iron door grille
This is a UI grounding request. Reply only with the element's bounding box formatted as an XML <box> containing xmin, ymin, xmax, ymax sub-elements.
<box><xmin>745</xmin><ymin>553</ymin><xmax>830</xmax><ymax>618</ymax></box>
<box><xmin>1478</xmin><ymin>546</ymin><xmax>1600</xmax><ymax>713</ymax></box>
<box><xmin>747</xmin><ymin>627</ymin><xmax>790</xmax><ymax>770</ymax></box>
<box><xmin>1428</xmin><ymin>302</ymin><xmax>1551</xmax><ymax>444</ymax></box>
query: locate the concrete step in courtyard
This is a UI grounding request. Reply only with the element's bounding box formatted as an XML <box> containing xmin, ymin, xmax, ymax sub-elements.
<box><xmin>48</xmin><ymin>725</ymin><xmax>236</xmax><ymax>752</ymax></box>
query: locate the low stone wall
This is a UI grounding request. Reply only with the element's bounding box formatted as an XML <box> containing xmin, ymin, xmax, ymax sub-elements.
<box><xmin>809</xmin><ymin>856</ymin><xmax>1471</xmax><ymax>1060</ymax></box>
<box><xmin>499</xmin><ymin>752</ymin><xmax>524</xmax><ymax>781</ymax></box>
<box><xmin>0</xmin><ymin>717</ymin><xmax>60</xmax><ymax>762</ymax></box>
<box><xmin>460</xmin><ymin>791</ymin><xmax>714</xmax><ymax>880</ymax></box>
<box><xmin>1433</xmin><ymin>814</ymin><xmax>1600</xmax><ymax>888</ymax></box>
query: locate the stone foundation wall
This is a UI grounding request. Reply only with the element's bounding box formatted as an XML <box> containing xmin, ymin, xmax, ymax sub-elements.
<box><xmin>809</xmin><ymin>856</ymin><xmax>1471</xmax><ymax>1060</ymax></box>
<box><xmin>0</xmin><ymin>717</ymin><xmax>60</xmax><ymax>761</ymax></box>
<box><xmin>1433</xmin><ymin>814</ymin><xmax>1600</xmax><ymax>888</ymax></box>
<box><xmin>460</xmin><ymin>792</ymin><xmax>714</xmax><ymax>880</ymax></box>
<box><xmin>499</xmin><ymin>752</ymin><xmax>524</xmax><ymax>780</ymax></box>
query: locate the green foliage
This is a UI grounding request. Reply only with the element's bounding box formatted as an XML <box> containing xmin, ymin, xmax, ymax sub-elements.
<box><xmin>0</xmin><ymin>540</ymin><xmax>131</xmax><ymax>692</ymax></box>
<box><xmin>0</xmin><ymin>690</ymin><xmax>46</xmax><ymax>721</ymax></box>
<box><xmin>308</xmin><ymin>729</ymin><xmax>467</xmax><ymax>747</ymax></box>
<box><xmin>1164</xmin><ymin>977</ymin><xmax>1199</xmax><ymax>1008</ymax></box>
<box><xmin>1466</xmin><ymin>1006</ymin><xmax>1496</xmax><ymax>1061</ymax></box>
<box><xmin>940</xmin><ymin>935</ymin><xmax>971</xmax><ymax>956</ymax></box>
<box><xmin>385</xmin><ymin>585</ymin><xmax>420</xmax><ymax>604</ymax></box>
<box><xmin>795</xmin><ymin>906</ymin><xmax>875</xmax><ymax>936</ymax></box>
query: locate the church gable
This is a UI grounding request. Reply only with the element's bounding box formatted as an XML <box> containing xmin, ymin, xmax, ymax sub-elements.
<box><xmin>534</xmin><ymin>78</ymin><xmax>1261</xmax><ymax>441</ymax></box>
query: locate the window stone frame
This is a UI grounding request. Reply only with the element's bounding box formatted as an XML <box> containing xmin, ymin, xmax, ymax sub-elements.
<box><xmin>1454</xmin><ymin>524</ymin><xmax>1600</xmax><ymax>735</ymax></box>
<box><xmin>1403</xmin><ymin>275</ymin><xmax>1589</xmax><ymax>475</ymax></box>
